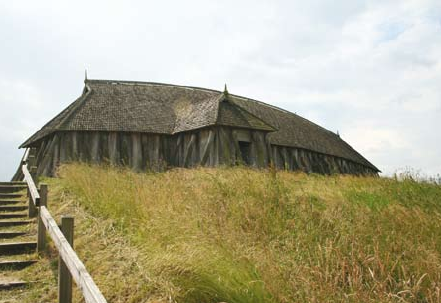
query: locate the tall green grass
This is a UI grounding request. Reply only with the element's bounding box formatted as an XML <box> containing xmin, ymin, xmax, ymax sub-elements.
<box><xmin>49</xmin><ymin>164</ymin><xmax>441</xmax><ymax>303</ymax></box>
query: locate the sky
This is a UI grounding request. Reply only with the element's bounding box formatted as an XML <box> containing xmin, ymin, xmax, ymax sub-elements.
<box><xmin>0</xmin><ymin>0</ymin><xmax>440</xmax><ymax>180</ymax></box>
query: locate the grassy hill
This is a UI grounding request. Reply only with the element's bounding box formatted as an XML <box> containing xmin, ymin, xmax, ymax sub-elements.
<box><xmin>26</xmin><ymin>164</ymin><xmax>441</xmax><ymax>302</ymax></box>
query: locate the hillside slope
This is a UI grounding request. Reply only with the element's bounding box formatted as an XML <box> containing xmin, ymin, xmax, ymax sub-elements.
<box><xmin>32</xmin><ymin>164</ymin><xmax>441</xmax><ymax>302</ymax></box>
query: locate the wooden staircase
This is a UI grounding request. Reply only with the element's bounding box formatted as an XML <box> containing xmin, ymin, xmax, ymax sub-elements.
<box><xmin>0</xmin><ymin>181</ymin><xmax>38</xmax><ymax>293</ymax></box>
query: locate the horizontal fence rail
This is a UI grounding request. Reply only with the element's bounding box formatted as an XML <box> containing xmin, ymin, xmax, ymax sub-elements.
<box><xmin>39</xmin><ymin>206</ymin><xmax>107</xmax><ymax>303</ymax></box>
<box><xmin>20</xmin><ymin>153</ymin><xmax>107</xmax><ymax>303</ymax></box>
<box><xmin>22</xmin><ymin>165</ymin><xmax>40</xmax><ymax>206</ymax></box>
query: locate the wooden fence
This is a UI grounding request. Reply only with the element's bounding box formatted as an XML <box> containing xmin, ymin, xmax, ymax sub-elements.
<box><xmin>21</xmin><ymin>149</ymin><xmax>107</xmax><ymax>303</ymax></box>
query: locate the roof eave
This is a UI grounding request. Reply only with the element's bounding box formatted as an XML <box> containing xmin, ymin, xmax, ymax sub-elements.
<box><xmin>19</xmin><ymin>83</ymin><xmax>93</xmax><ymax>148</ymax></box>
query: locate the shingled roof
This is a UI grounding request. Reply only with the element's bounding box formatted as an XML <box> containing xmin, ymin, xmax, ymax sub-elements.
<box><xmin>21</xmin><ymin>79</ymin><xmax>379</xmax><ymax>171</ymax></box>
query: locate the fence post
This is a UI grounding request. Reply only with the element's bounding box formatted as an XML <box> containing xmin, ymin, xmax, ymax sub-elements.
<box><xmin>37</xmin><ymin>184</ymin><xmax>48</xmax><ymax>254</ymax></box>
<box><xmin>28</xmin><ymin>187</ymin><xmax>37</xmax><ymax>218</ymax></box>
<box><xmin>59</xmin><ymin>216</ymin><xmax>74</xmax><ymax>303</ymax></box>
<box><xmin>30</xmin><ymin>166</ymin><xmax>38</xmax><ymax>184</ymax></box>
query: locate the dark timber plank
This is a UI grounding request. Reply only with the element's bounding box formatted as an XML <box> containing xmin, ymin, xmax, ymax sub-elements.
<box><xmin>0</xmin><ymin>205</ymin><xmax>27</xmax><ymax>212</ymax></box>
<box><xmin>0</xmin><ymin>279</ymin><xmax>29</xmax><ymax>290</ymax></box>
<box><xmin>0</xmin><ymin>231</ymin><xmax>29</xmax><ymax>239</ymax></box>
<box><xmin>0</xmin><ymin>241</ymin><xmax>37</xmax><ymax>255</ymax></box>
<box><xmin>0</xmin><ymin>220</ymin><xmax>33</xmax><ymax>227</ymax></box>
<box><xmin>0</xmin><ymin>200</ymin><xmax>26</xmax><ymax>206</ymax></box>
<box><xmin>0</xmin><ymin>182</ymin><xmax>26</xmax><ymax>186</ymax></box>
<box><xmin>0</xmin><ymin>185</ymin><xmax>27</xmax><ymax>193</ymax></box>
<box><xmin>0</xmin><ymin>213</ymin><xmax>27</xmax><ymax>219</ymax></box>
<box><xmin>0</xmin><ymin>260</ymin><xmax>37</xmax><ymax>270</ymax></box>
<box><xmin>0</xmin><ymin>193</ymin><xmax>24</xmax><ymax>199</ymax></box>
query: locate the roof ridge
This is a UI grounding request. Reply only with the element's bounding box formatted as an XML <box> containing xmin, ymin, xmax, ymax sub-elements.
<box><xmin>86</xmin><ymin>79</ymin><xmax>223</xmax><ymax>95</ymax></box>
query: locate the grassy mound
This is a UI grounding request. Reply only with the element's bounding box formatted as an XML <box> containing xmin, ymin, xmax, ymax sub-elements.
<box><xmin>40</xmin><ymin>164</ymin><xmax>441</xmax><ymax>303</ymax></box>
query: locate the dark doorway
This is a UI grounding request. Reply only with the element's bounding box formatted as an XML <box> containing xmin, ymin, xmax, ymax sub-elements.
<box><xmin>238</xmin><ymin>141</ymin><xmax>251</xmax><ymax>165</ymax></box>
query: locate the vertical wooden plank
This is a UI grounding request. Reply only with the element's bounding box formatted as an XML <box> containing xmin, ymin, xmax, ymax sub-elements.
<box><xmin>199</xmin><ymin>129</ymin><xmax>214</xmax><ymax>166</ymax></box>
<box><xmin>305</xmin><ymin>151</ymin><xmax>313</xmax><ymax>173</ymax></box>
<box><xmin>231</xmin><ymin>129</ymin><xmax>242</xmax><ymax>165</ymax></box>
<box><xmin>167</xmin><ymin>135</ymin><xmax>176</xmax><ymax>167</ymax></box>
<box><xmin>175</xmin><ymin>134</ymin><xmax>183</xmax><ymax>167</ymax></box>
<box><xmin>212</xmin><ymin>128</ymin><xmax>219</xmax><ymax>166</ymax></box>
<box><xmin>37</xmin><ymin>184</ymin><xmax>48</xmax><ymax>254</ymax></box>
<box><xmin>131</xmin><ymin>133</ymin><xmax>142</xmax><ymax>171</ymax></box>
<box><xmin>108</xmin><ymin>132</ymin><xmax>118</xmax><ymax>165</ymax></box>
<box><xmin>281</xmin><ymin>147</ymin><xmax>288</xmax><ymax>170</ymax></box>
<box><xmin>191</xmin><ymin>133</ymin><xmax>199</xmax><ymax>166</ymax></box>
<box><xmin>292</xmin><ymin>149</ymin><xmax>299</xmax><ymax>170</ymax></box>
<box><xmin>100</xmin><ymin>133</ymin><xmax>109</xmax><ymax>164</ymax></box>
<box><xmin>218</xmin><ymin>127</ymin><xmax>233</xmax><ymax>166</ymax></box>
<box><xmin>271</xmin><ymin>146</ymin><xmax>278</xmax><ymax>169</ymax></box>
<box><xmin>267</xmin><ymin>140</ymin><xmax>274</xmax><ymax>168</ymax></box>
<box><xmin>298</xmin><ymin>149</ymin><xmax>307</xmax><ymax>172</ymax></box>
<box><xmin>161</xmin><ymin>136</ymin><xmax>170</xmax><ymax>169</ymax></box>
<box><xmin>59</xmin><ymin>216</ymin><xmax>74</xmax><ymax>303</ymax></box>
<box><xmin>35</xmin><ymin>139</ymin><xmax>48</xmax><ymax>166</ymax></box>
<box><xmin>72</xmin><ymin>132</ymin><xmax>78</xmax><ymax>161</ymax></box>
<box><xmin>253</xmin><ymin>132</ymin><xmax>268</xmax><ymax>168</ymax></box>
<box><xmin>91</xmin><ymin>132</ymin><xmax>100</xmax><ymax>163</ymax></box>
<box><xmin>39</xmin><ymin>136</ymin><xmax>57</xmax><ymax>176</ymax></box>
<box><xmin>182</xmin><ymin>133</ymin><xmax>193</xmax><ymax>167</ymax></box>
<box><xmin>199</xmin><ymin>129</ymin><xmax>208</xmax><ymax>165</ymax></box>
<box><xmin>141</xmin><ymin>134</ymin><xmax>150</xmax><ymax>169</ymax></box>
<box><xmin>227</xmin><ymin>129</ymin><xmax>237</xmax><ymax>165</ymax></box>
<box><xmin>52</xmin><ymin>135</ymin><xmax>60</xmax><ymax>175</ymax></box>
<box><xmin>182</xmin><ymin>133</ymin><xmax>190</xmax><ymax>167</ymax></box>
<box><xmin>63</xmin><ymin>132</ymin><xmax>73</xmax><ymax>162</ymax></box>
<box><xmin>153</xmin><ymin>135</ymin><xmax>160</xmax><ymax>171</ymax></box>
<box><xmin>77</xmin><ymin>132</ymin><xmax>86</xmax><ymax>162</ymax></box>
<box><xmin>120</xmin><ymin>133</ymin><xmax>130</xmax><ymax>166</ymax></box>
<box><xmin>59</xmin><ymin>133</ymin><xmax>67</xmax><ymax>163</ymax></box>
<box><xmin>249</xmin><ymin>131</ymin><xmax>257</xmax><ymax>168</ymax></box>
<box><xmin>286</xmin><ymin>148</ymin><xmax>294</xmax><ymax>171</ymax></box>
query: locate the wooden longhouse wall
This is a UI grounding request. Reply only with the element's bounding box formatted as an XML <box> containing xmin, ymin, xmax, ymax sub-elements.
<box><xmin>31</xmin><ymin>127</ymin><xmax>377</xmax><ymax>176</ymax></box>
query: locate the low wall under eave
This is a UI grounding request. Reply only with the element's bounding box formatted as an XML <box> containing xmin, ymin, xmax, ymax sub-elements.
<box><xmin>28</xmin><ymin>128</ymin><xmax>376</xmax><ymax>176</ymax></box>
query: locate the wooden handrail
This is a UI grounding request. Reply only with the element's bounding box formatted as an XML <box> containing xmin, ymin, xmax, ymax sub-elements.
<box><xmin>40</xmin><ymin>206</ymin><xmax>107</xmax><ymax>303</ymax></box>
<box><xmin>22</xmin><ymin>147</ymin><xmax>30</xmax><ymax>164</ymax></box>
<box><xmin>22</xmin><ymin>165</ymin><xmax>40</xmax><ymax>206</ymax></box>
<box><xmin>21</xmin><ymin>161</ymin><xmax>108</xmax><ymax>303</ymax></box>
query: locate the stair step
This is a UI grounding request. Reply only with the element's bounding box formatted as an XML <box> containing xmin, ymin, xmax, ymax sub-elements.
<box><xmin>0</xmin><ymin>182</ymin><xmax>26</xmax><ymax>185</ymax></box>
<box><xmin>0</xmin><ymin>185</ymin><xmax>27</xmax><ymax>193</ymax></box>
<box><xmin>0</xmin><ymin>220</ymin><xmax>33</xmax><ymax>227</ymax></box>
<box><xmin>0</xmin><ymin>213</ymin><xmax>27</xmax><ymax>219</ymax></box>
<box><xmin>0</xmin><ymin>193</ymin><xmax>24</xmax><ymax>199</ymax></box>
<box><xmin>0</xmin><ymin>260</ymin><xmax>37</xmax><ymax>270</ymax></box>
<box><xmin>0</xmin><ymin>205</ymin><xmax>27</xmax><ymax>212</ymax></box>
<box><xmin>0</xmin><ymin>232</ymin><xmax>29</xmax><ymax>239</ymax></box>
<box><xmin>0</xmin><ymin>279</ymin><xmax>29</xmax><ymax>290</ymax></box>
<box><xmin>0</xmin><ymin>200</ymin><xmax>26</xmax><ymax>206</ymax></box>
<box><xmin>0</xmin><ymin>241</ymin><xmax>37</xmax><ymax>255</ymax></box>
